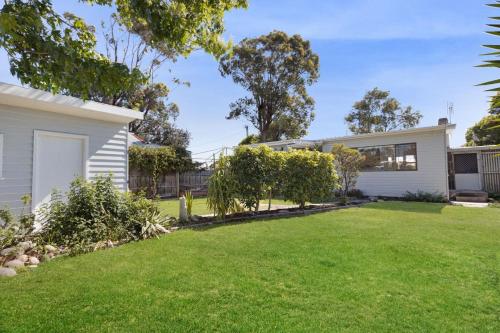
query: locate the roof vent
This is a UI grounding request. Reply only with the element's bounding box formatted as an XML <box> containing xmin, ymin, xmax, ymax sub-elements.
<box><xmin>438</xmin><ymin>118</ymin><xmax>448</xmax><ymax>125</ymax></box>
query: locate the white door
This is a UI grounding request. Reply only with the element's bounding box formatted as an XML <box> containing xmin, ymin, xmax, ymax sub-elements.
<box><xmin>32</xmin><ymin>131</ymin><xmax>88</xmax><ymax>211</ymax></box>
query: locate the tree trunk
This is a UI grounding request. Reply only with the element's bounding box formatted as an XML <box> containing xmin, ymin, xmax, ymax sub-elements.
<box><xmin>268</xmin><ymin>189</ymin><xmax>272</xmax><ymax>211</ymax></box>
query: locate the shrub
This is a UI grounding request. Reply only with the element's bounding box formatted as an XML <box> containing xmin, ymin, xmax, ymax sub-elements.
<box><xmin>402</xmin><ymin>191</ymin><xmax>447</xmax><ymax>203</ymax></box>
<box><xmin>38</xmin><ymin>176</ymin><xmax>170</xmax><ymax>254</ymax></box>
<box><xmin>207</xmin><ymin>155</ymin><xmax>240</xmax><ymax>219</ymax></box>
<box><xmin>281</xmin><ymin>150</ymin><xmax>338</xmax><ymax>208</ymax></box>
<box><xmin>230</xmin><ymin>145</ymin><xmax>284</xmax><ymax>212</ymax></box>
<box><xmin>0</xmin><ymin>195</ymin><xmax>35</xmax><ymax>250</ymax></box>
<box><xmin>331</xmin><ymin>144</ymin><xmax>364</xmax><ymax>198</ymax></box>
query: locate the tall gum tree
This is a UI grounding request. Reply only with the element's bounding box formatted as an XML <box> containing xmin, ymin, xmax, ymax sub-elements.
<box><xmin>219</xmin><ymin>31</ymin><xmax>319</xmax><ymax>142</ymax></box>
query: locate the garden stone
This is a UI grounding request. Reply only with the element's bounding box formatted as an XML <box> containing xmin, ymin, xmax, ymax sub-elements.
<box><xmin>156</xmin><ymin>225</ymin><xmax>169</xmax><ymax>234</ymax></box>
<box><xmin>179</xmin><ymin>196</ymin><xmax>188</xmax><ymax>222</ymax></box>
<box><xmin>17</xmin><ymin>254</ymin><xmax>28</xmax><ymax>262</ymax></box>
<box><xmin>0</xmin><ymin>247</ymin><xmax>15</xmax><ymax>256</ymax></box>
<box><xmin>18</xmin><ymin>241</ymin><xmax>34</xmax><ymax>251</ymax></box>
<box><xmin>4</xmin><ymin>259</ymin><xmax>24</xmax><ymax>269</ymax></box>
<box><xmin>0</xmin><ymin>267</ymin><xmax>16</xmax><ymax>277</ymax></box>
<box><xmin>44</xmin><ymin>245</ymin><xmax>57</xmax><ymax>253</ymax></box>
<box><xmin>41</xmin><ymin>254</ymin><xmax>52</xmax><ymax>262</ymax></box>
<box><xmin>29</xmin><ymin>257</ymin><xmax>40</xmax><ymax>265</ymax></box>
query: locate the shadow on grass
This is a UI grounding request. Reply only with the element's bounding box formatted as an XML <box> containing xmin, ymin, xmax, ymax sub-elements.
<box><xmin>364</xmin><ymin>201</ymin><xmax>447</xmax><ymax>214</ymax></box>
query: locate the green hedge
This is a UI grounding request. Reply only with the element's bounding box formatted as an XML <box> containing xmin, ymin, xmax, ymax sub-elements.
<box><xmin>207</xmin><ymin>146</ymin><xmax>338</xmax><ymax>217</ymax></box>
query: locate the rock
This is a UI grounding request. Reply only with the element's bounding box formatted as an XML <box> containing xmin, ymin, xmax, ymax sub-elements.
<box><xmin>28</xmin><ymin>256</ymin><xmax>40</xmax><ymax>265</ymax></box>
<box><xmin>156</xmin><ymin>225</ymin><xmax>170</xmax><ymax>234</ymax></box>
<box><xmin>0</xmin><ymin>267</ymin><xmax>16</xmax><ymax>277</ymax></box>
<box><xmin>0</xmin><ymin>247</ymin><xmax>15</xmax><ymax>256</ymax></box>
<box><xmin>44</xmin><ymin>245</ymin><xmax>57</xmax><ymax>253</ymax></box>
<box><xmin>27</xmin><ymin>265</ymin><xmax>38</xmax><ymax>269</ymax></box>
<box><xmin>18</xmin><ymin>241</ymin><xmax>34</xmax><ymax>251</ymax></box>
<box><xmin>16</xmin><ymin>254</ymin><xmax>29</xmax><ymax>262</ymax></box>
<box><xmin>191</xmin><ymin>215</ymin><xmax>200</xmax><ymax>222</ymax></box>
<box><xmin>4</xmin><ymin>259</ymin><xmax>24</xmax><ymax>269</ymax></box>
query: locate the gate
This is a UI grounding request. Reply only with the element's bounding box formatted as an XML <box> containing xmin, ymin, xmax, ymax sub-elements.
<box><xmin>481</xmin><ymin>151</ymin><xmax>500</xmax><ymax>194</ymax></box>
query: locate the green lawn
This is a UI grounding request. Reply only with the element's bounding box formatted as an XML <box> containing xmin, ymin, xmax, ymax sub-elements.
<box><xmin>157</xmin><ymin>197</ymin><xmax>297</xmax><ymax>217</ymax></box>
<box><xmin>1</xmin><ymin>202</ymin><xmax>499</xmax><ymax>332</ymax></box>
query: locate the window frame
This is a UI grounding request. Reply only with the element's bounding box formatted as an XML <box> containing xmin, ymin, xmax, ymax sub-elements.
<box><xmin>356</xmin><ymin>142</ymin><xmax>418</xmax><ymax>172</ymax></box>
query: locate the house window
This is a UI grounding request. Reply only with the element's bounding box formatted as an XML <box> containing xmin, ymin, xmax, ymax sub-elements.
<box><xmin>395</xmin><ymin>143</ymin><xmax>417</xmax><ymax>171</ymax></box>
<box><xmin>453</xmin><ymin>153</ymin><xmax>478</xmax><ymax>174</ymax></box>
<box><xmin>358</xmin><ymin>143</ymin><xmax>417</xmax><ymax>172</ymax></box>
<box><xmin>0</xmin><ymin>133</ymin><xmax>3</xmax><ymax>178</ymax></box>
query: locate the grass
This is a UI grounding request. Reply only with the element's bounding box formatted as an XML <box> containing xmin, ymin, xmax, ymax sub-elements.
<box><xmin>157</xmin><ymin>197</ymin><xmax>297</xmax><ymax>217</ymax></box>
<box><xmin>1</xmin><ymin>202</ymin><xmax>499</xmax><ymax>332</ymax></box>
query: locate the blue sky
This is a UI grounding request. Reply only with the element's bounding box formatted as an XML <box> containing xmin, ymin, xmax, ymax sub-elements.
<box><xmin>0</xmin><ymin>0</ymin><xmax>496</xmax><ymax>160</ymax></box>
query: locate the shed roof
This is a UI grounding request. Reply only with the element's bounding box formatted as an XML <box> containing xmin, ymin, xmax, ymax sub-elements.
<box><xmin>0</xmin><ymin>82</ymin><xmax>143</xmax><ymax>123</ymax></box>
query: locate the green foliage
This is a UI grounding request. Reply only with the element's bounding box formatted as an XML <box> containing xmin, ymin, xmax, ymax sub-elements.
<box><xmin>219</xmin><ymin>31</ymin><xmax>319</xmax><ymax>142</ymax></box>
<box><xmin>402</xmin><ymin>191</ymin><xmax>447</xmax><ymax>203</ymax></box>
<box><xmin>345</xmin><ymin>87</ymin><xmax>422</xmax><ymax>134</ymax></box>
<box><xmin>0</xmin><ymin>0</ymin><xmax>147</xmax><ymax>99</ymax></box>
<box><xmin>331</xmin><ymin>144</ymin><xmax>365</xmax><ymax>197</ymax></box>
<box><xmin>38</xmin><ymin>176</ymin><xmax>170</xmax><ymax>254</ymax></box>
<box><xmin>229</xmin><ymin>145</ymin><xmax>284</xmax><ymax>211</ymax></box>
<box><xmin>0</xmin><ymin>0</ymin><xmax>247</xmax><ymax>98</ymax></box>
<box><xmin>281</xmin><ymin>150</ymin><xmax>338</xmax><ymax>208</ymax></box>
<box><xmin>465</xmin><ymin>114</ymin><xmax>500</xmax><ymax>146</ymax></box>
<box><xmin>239</xmin><ymin>134</ymin><xmax>260</xmax><ymax>145</ymax></box>
<box><xmin>128</xmin><ymin>83</ymin><xmax>190</xmax><ymax>149</ymax></box>
<box><xmin>207</xmin><ymin>155</ymin><xmax>239</xmax><ymax>219</ymax></box>
<box><xmin>129</xmin><ymin>145</ymin><xmax>192</xmax><ymax>197</ymax></box>
<box><xmin>478</xmin><ymin>2</ymin><xmax>500</xmax><ymax>95</ymax></box>
<box><xmin>185</xmin><ymin>191</ymin><xmax>193</xmax><ymax>218</ymax></box>
<box><xmin>0</xmin><ymin>196</ymin><xmax>35</xmax><ymax>250</ymax></box>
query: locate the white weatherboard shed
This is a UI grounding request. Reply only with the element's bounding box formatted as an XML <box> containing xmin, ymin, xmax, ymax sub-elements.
<box><xmin>0</xmin><ymin>83</ymin><xmax>143</xmax><ymax>213</ymax></box>
<box><xmin>260</xmin><ymin>123</ymin><xmax>456</xmax><ymax>198</ymax></box>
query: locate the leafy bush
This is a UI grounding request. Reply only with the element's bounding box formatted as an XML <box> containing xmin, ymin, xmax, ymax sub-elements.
<box><xmin>230</xmin><ymin>145</ymin><xmax>284</xmax><ymax>211</ymax></box>
<box><xmin>402</xmin><ymin>191</ymin><xmax>447</xmax><ymax>203</ymax></box>
<box><xmin>207</xmin><ymin>155</ymin><xmax>240</xmax><ymax>219</ymax></box>
<box><xmin>331</xmin><ymin>144</ymin><xmax>364</xmax><ymax>198</ymax></box>
<box><xmin>0</xmin><ymin>195</ymin><xmax>35</xmax><ymax>250</ymax></box>
<box><xmin>38</xmin><ymin>176</ymin><xmax>170</xmax><ymax>254</ymax></box>
<box><xmin>281</xmin><ymin>150</ymin><xmax>338</xmax><ymax>208</ymax></box>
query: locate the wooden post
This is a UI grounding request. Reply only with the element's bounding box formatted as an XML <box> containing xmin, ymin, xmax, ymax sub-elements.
<box><xmin>176</xmin><ymin>171</ymin><xmax>180</xmax><ymax>198</ymax></box>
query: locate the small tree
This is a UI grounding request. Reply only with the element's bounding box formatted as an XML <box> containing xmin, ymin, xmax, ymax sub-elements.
<box><xmin>331</xmin><ymin>144</ymin><xmax>364</xmax><ymax>198</ymax></box>
<box><xmin>281</xmin><ymin>150</ymin><xmax>338</xmax><ymax>208</ymax></box>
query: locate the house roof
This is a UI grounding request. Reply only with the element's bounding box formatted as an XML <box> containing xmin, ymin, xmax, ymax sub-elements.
<box><xmin>0</xmin><ymin>82</ymin><xmax>143</xmax><ymax>123</ymax></box>
<box><xmin>251</xmin><ymin>124</ymin><xmax>456</xmax><ymax>148</ymax></box>
<box><xmin>321</xmin><ymin>124</ymin><xmax>456</xmax><ymax>143</ymax></box>
<box><xmin>449</xmin><ymin>145</ymin><xmax>499</xmax><ymax>153</ymax></box>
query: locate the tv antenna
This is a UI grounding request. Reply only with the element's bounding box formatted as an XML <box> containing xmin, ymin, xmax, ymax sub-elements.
<box><xmin>447</xmin><ymin>102</ymin><xmax>454</xmax><ymax>124</ymax></box>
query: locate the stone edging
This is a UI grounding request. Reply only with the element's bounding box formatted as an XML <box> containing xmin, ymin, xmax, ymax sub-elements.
<box><xmin>173</xmin><ymin>200</ymin><xmax>370</xmax><ymax>230</ymax></box>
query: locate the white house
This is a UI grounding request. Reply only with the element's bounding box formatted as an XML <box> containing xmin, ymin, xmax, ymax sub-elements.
<box><xmin>0</xmin><ymin>83</ymin><xmax>143</xmax><ymax>213</ymax></box>
<box><xmin>259</xmin><ymin>122</ymin><xmax>457</xmax><ymax>198</ymax></box>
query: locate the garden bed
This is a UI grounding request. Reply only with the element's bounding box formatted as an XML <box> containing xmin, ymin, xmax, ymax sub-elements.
<box><xmin>176</xmin><ymin>199</ymin><xmax>371</xmax><ymax>229</ymax></box>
